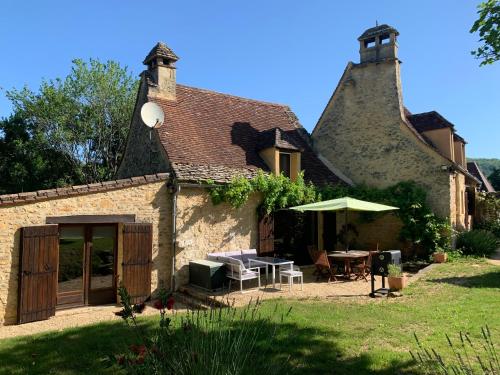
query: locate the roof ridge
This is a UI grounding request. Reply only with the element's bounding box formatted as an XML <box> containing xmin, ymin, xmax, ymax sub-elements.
<box><xmin>175</xmin><ymin>83</ymin><xmax>289</xmax><ymax>108</ymax></box>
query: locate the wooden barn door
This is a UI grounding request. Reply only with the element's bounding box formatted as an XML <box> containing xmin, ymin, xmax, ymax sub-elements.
<box><xmin>258</xmin><ymin>214</ymin><xmax>274</xmax><ymax>256</ymax></box>
<box><xmin>122</xmin><ymin>223</ymin><xmax>153</xmax><ymax>304</ymax></box>
<box><xmin>18</xmin><ymin>225</ymin><xmax>59</xmax><ymax>324</ymax></box>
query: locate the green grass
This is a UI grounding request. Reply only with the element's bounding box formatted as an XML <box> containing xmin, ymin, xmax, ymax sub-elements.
<box><xmin>0</xmin><ymin>260</ymin><xmax>498</xmax><ymax>374</ymax></box>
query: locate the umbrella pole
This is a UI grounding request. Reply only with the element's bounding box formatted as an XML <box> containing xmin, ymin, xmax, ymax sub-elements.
<box><xmin>345</xmin><ymin>208</ymin><xmax>348</xmax><ymax>252</ymax></box>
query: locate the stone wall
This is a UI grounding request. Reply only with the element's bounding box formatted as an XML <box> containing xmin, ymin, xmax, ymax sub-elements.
<box><xmin>0</xmin><ymin>181</ymin><xmax>171</xmax><ymax>325</ymax></box>
<box><xmin>312</xmin><ymin>60</ymin><xmax>454</xmax><ymax>221</ymax></box>
<box><xmin>116</xmin><ymin>77</ymin><xmax>170</xmax><ymax>179</ymax></box>
<box><xmin>174</xmin><ymin>187</ymin><xmax>260</xmax><ymax>286</ymax></box>
<box><xmin>331</xmin><ymin>212</ymin><xmax>404</xmax><ymax>252</ymax></box>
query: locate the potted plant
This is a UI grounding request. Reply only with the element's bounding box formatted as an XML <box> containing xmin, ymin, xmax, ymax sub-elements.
<box><xmin>432</xmin><ymin>248</ymin><xmax>448</xmax><ymax>263</ymax></box>
<box><xmin>387</xmin><ymin>264</ymin><xmax>407</xmax><ymax>291</ymax></box>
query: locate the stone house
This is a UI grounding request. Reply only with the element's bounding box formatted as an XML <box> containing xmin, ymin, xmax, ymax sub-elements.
<box><xmin>312</xmin><ymin>24</ymin><xmax>480</xmax><ymax>230</ymax></box>
<box><xmin>0</xmin><ymin>42</ymin><xmax>346</xmax><ymax>325</ymax></box>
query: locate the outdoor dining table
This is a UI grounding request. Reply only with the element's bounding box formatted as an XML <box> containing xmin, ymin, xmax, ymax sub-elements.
<box><xmin>248</xmin><ymin>257</ymin><xmax>293</xmax><ymax>289</ymax></box>
<box><xmin>327</xmin><ymin>250</ymin><xmax>369</xmax><ymax>279</ymax></box>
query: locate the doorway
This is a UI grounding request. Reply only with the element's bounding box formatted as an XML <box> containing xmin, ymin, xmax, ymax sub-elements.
<box><xmin>322</xmin><ymin>212</ymin><xmax>337</xmax><ymax>251</ymax></box>
<box><xmin>57</xmin><ymin>224</ymin><xmax>117</xmax><ymax>308</ymax></box>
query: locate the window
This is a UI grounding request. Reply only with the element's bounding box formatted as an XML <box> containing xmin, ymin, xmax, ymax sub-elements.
<box><xmin>379</xmin><ymin>34</ymin><xmax>390</xmax><ymax>45</ymax></box>
<box><xmin>279</xmin><ymin>152</ymin><xmax>291</xmax><ymax>178</ymax></box>
<box><xmin>364</xmin><ymin>38</ymin><xmax>376</xmax><ymax>48</ymax></box>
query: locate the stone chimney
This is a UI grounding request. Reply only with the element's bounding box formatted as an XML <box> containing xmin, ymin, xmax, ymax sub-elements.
<box><xmin>143</xmin><ymin>42</ymin><xmax>179</xmax><ymax>100</ymax></box>
<box><xmin>358</xmin><ymin>24</ymin><xmax>399</xmax><ymax>63</ymax></box>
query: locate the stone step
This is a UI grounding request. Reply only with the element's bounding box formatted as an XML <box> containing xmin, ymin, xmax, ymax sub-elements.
<box><xmin>174</xmin><ymin>291</ymin><xmax>209</xmax><ymax>311</ymax></box>
<box><xmin>178</xmin><ymin>286</ymin><xmax>230</xmax><ymax>309</ymax></box>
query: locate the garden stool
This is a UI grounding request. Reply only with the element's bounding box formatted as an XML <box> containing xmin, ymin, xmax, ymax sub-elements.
<box><xmin>279</xmin><ymin>266</ymin><xmax>303</xmax><ymax>291</ymax></box>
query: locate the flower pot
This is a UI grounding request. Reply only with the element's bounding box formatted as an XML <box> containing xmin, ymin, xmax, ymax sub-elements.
<box><xmin>432</xmin><ymin>252</ymin><xmax>447</xmax><ymax>263</ymax></box>
<box><xmin>388</xmin><ymin>275</ymin><xmax>407</xmax><ymax>291</ymax></box>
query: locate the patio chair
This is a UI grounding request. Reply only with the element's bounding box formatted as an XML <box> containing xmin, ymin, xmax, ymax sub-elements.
<box><xmin>307</xmin><ymin>245</ymin><xmax>319</xmax><ymax>276</ymax></box>
<box><xmin>352</xmin><ymin>248</ymin><xmax>379</xmax><ymax>282</ymax></box>
<box><xmin>279</xmin><ymin>265</ymin><xmax>303</xmax><ymax>291</ymax></box>
<box><xmin>311</xmin><ymin>250</ymin><xmax>337</xmax><ymax>282</ymax></box>
<box><xmin>225</xmin><ymin>258</ymin><xmax>261</xmax><ymax>293</ymax></box>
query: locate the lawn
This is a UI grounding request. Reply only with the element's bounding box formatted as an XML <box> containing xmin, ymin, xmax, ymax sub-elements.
<box><xmin>0</xmin><ymin>259</ymin><xmax>498</xmax><ymax>374</ymax></box>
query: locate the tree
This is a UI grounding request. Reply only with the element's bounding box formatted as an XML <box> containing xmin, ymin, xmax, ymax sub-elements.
<box><xmin>6</xmin><ymin>59</ymin><xmax>138</xmax><ymax>184</ymax></box>
<box><xmin>488</xmin><ymin>167</ymin><xmax>500</xmax><ymax>190</ymax></box>
<box><xmin>0</xmin><ymin>115</ymin><xmax>80</xmax><ymax>194</ymax></box>
<box><xmin>470</xmin><ymin>0</ymin><xmax>500</xmax><ymax>65</ymax></box>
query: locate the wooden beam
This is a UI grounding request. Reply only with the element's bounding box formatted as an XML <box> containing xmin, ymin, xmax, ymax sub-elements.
<box><xmin>46</xmin><ymin>215</ymin><xmax>136</xmax><ymax>224</ymax></box>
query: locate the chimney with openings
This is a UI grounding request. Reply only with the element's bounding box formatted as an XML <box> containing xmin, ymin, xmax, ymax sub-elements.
<box><xmin>358</xmin><ymin>24</ymin><xmax>399</xmax><ymax>63</ymax></box>
<box><xmin>143</xmin><ymin>42</ymin><xmax>178</xmax><ymax>101</ymax></box>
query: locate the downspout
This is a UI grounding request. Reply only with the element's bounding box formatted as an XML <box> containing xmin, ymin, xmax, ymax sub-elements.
<box><xmin>170</xmin><ymin>181</ymin><xmax>180</xmax><ymax>293</ymax></box>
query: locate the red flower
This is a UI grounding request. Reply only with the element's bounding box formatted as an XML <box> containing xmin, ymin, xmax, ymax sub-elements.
<box><xmin>130</xmin><ymin>344</ymin><xmax>146</xmax><ymax>355</ymax></box>
<box><xmin>166</xmin><ymin>297</ymin><xmax>175</xmax><ymax>310</ymax></box>
<box><xmin>153</xmin><ymin>299</ymin><xmax>164</xmax><ymax>310</ymax></box>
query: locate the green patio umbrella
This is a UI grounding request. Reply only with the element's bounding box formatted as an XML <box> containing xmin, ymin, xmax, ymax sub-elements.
<box><xmin>289</xmin><ymin>197</ymin><xmax>399</xmax><ymax>251</ymax></box>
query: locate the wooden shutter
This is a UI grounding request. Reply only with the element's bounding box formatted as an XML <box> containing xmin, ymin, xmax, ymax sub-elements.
<box><xmin>18</xmin><ymin>225</ymin><xmax>59</xmax><ymax>324</ymax></box>
<box><xmin>122</xmin><ymin>223</ymin><xmax>152</xmax><ymax>304</ymax></box>
<box><xmin>258</xmin><ymin>214</ymin><xmax>274</xmax><ymax>255</ymax></box>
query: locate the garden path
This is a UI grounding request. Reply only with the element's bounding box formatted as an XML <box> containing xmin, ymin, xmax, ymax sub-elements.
<box><xmin>487</xmin><ymin>247</ymin><xmax>500</xmax><ymax>266</ymax></box>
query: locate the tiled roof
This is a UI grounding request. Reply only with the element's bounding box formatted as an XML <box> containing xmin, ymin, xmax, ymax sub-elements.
<box><xmin>257</xmin><ymin>127</ymin><xmax>302</xmax><ymax>152</ymax></box>
<box><xmin>152</xmin><ymin>84</ymin><xmax>344</xmax><ymax>186</ymax></box>
<box><xmin>407</xmin><ymin>111</ymin><xmax>455</xmax><ymax>132</ymax></box>
<box><xmin>453</xmin><ymin>133</ymin><xmax>466</xmax><ymax>143</ymax></box>
<box><xmin>172</xmin><ymin>162</ymin><xmax>259</xmax><ymax>183</ymax></box>
<box><xmin>143</xmin><ymin>42</ymin><xmax>179</xmax><ymax>65</ymax></box>
<box><xmin>358</xmin><ymin>24</ymin><xmax>399</xmax><ymax>40</ymax></box>
<box><xmin>0</xmin><ymin>173</ymin><xmax>169</xmax><ymax>207</ymax></box>
<box><xmin>467</xmin><ymin>162</ymin><xmax>495</xmax><ymax>193</ymax></box>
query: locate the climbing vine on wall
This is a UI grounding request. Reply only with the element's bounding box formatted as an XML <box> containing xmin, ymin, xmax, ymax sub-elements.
<box><xmin>206</xmin><ymin>172</ymin><xmax>451</xmax><ymax>255</ymax></box>
<box><xmin>207</xmin><ymin>170</ymin><xmax>317</xmax><ymax>214</ymax></box>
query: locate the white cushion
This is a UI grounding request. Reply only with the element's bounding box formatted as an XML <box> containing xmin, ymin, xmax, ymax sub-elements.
<box><xmin>280</xmin><ymin>270</ymin><xmax>302</xmax><ymax>277</ymax></box>
<box><xmin>241</xmin><ymin>249</ymin><xmax>257</xmax><ymax>255</ymax></box>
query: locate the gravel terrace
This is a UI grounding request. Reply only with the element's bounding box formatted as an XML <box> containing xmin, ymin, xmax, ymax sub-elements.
<box><xmin>0</xmin><ymin>264</ymin><xmax>430</xmax><ymax>339</ymax></box>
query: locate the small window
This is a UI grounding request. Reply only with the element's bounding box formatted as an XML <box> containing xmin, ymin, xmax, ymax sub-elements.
<box><xmin>379</xmin><ymin>34</ymin><xmax>390</xmax><ymax>45</ymax></box>
<box><xmin>162</xmin><ymin>58</ymin><xmax>170</xmax><ymax>65</ymax></box>
<box><xmin>279</xmin><ymin>153</ymin><xmax>291</xmax><ymax>178</ymax></box>
<box><xmin>364</xmin><ymin>38</ymin><xmax>376</xmax><ymax>48</ymax></box>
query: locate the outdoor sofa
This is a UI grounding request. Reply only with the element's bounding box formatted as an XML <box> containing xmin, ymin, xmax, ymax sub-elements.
<box><xmin>207</xmin><ymin>250</ymin><xmax>264</xmax><ymax>292</ymax></box>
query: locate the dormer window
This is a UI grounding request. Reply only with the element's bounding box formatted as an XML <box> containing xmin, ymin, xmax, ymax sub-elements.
<box><xmin>279</xmin><ymin>152</ymin><xmax>291</xmax><ymax>178</ymax></box>
<box><xmin>257</xmin><ymin>127</ymin><xmax>302</xmax><ymax>181</ymax></box>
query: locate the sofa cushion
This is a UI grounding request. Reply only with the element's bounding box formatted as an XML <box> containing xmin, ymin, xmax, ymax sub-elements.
<box><xmin>241</xmin><ymin>249</ymin><xmax>257</xmax><ymax>256</ymax></box>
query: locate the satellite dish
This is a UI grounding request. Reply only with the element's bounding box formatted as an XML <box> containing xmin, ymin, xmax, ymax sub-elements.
<box><xmin>140</xmin><ymin>102</ymin><xmax>165</xmax><ymax>128</ymax></box>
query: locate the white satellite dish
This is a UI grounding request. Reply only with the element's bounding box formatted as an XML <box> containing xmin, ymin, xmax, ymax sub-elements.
<box><xmin>140</xmin><ymin>102</ymin><xmax>165</xmax><ymax>128</ymax></box>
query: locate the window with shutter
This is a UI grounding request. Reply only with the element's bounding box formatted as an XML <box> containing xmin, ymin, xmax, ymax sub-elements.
<box><xmin>122</xmin><ymin>223</ymin><xmax>153</xmax><ymax>304</ymax></box>
<box><xmin>18</xmin><ymin>225</ymin><xmax>59</xmax><ymax>324</ymax></box>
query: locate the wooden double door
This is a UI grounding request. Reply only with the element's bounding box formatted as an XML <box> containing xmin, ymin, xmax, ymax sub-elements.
<box><xmin>17</xmin><ymin>222</ymin><xmax>153</xmax><ymax>324</ymax></box>
<box><xmin>57</xmin><ymin>224</ymin><xmax>117</xmax><ymax>308</ymax></box>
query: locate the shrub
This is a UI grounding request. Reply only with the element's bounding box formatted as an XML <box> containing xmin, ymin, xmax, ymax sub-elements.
<box><xmin>476</xmin><ymin>220</ymin><xmax>500</xmax><ymax>239</ymax></box>
<box><xmin>456</xmin><ymin>230</ymin><xmax>499</xmax><ymax>257</ymax></box>
<box><xmin>411</xmin><ymin>326</ymin><xmax>499</xmax><ymax>374</ymax></box>
<box><xmin>113</xmin><ymin>287</ymin><xmax>291</xmax><ymax>374</ymax></box>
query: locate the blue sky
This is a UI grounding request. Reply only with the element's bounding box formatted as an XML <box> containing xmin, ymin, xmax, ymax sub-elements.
<box><xmin>1</xmin><ymin>0</ymin><xmax>499</xmax><ymax>157</ymax></box>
